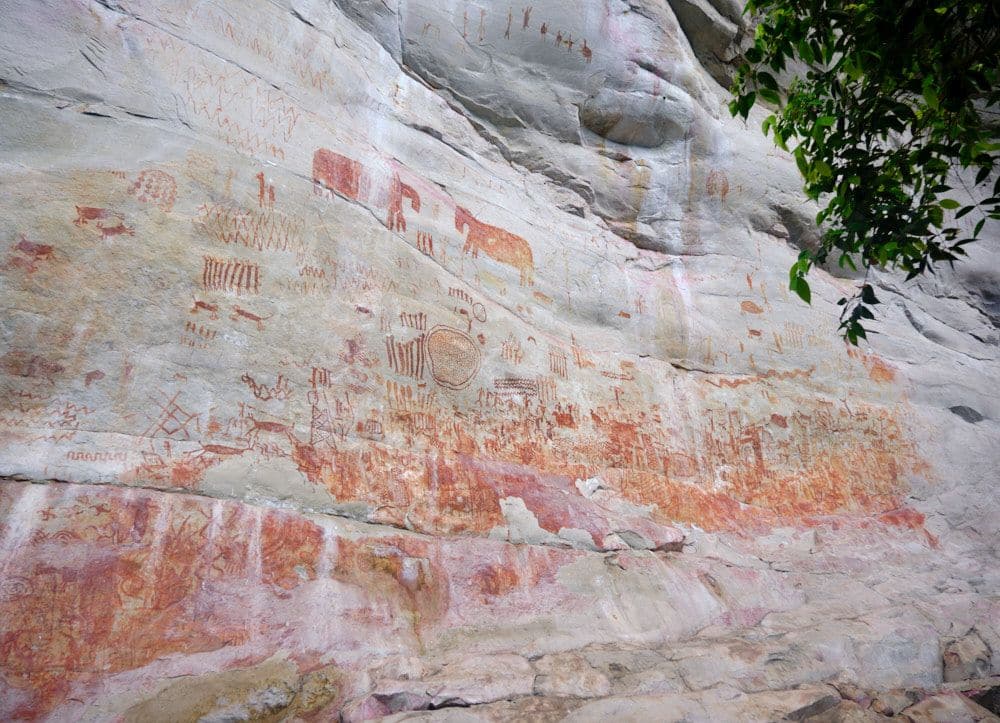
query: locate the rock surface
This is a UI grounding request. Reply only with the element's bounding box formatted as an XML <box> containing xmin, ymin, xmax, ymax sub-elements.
<box><xmin>0</xmin><ymin>0</ymin><xmax>997</xmax><ymax>720</ymax></box>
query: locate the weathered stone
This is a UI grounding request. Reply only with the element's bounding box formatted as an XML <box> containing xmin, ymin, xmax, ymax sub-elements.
<box><xmin>831</xmin><ymin>680</ymin><xmax>874</xmax><ymax>709</ymax></box>
<box><xmin>0</xmin><ymin>0</ymin><xmax>997</xmax><ymax>718</ymax></box>
<box><xmin>871</xmin><ymin>689</ymin><xmax>919</xmax><ymax>717</ymax></box>
<box><xmin>341</xmin><ymin>694</ymin><xmax>400</xmax><ymax>723</ymax></box>
<box><xmin>945</xmin><ymin>633</ymin><xmax>993</xmax><ymax>683</ymax></box>
<box><xmin>942</xmin><ymin>677</ymin><xmax>1000</xmax><ymax>718</ymax></box>
<box><xmin>972</xmin><ymin>624</ymin><xmax>1000</xmax><ymax>677</ymax></box>
<box><xmin>900</xmin><ymin>692</ymin><xmax>1000</xmax><ymax>723</ymax></box>
<box><xmin>803</xmin><ymin>700</ymin><xmax>889</xmax><ymax>723</ymax></box>
<box><xmin>664</xmin><ymin>0</ymin><xmax>747</xmax><ymax>86</ymax></box>
<box><xmin>296</xmin><ymin>664</ymin><xmax>345</xmax><ymax>715</ymax></box>
<box><xmin>119</xmin><ymin>658</ymin><xmax>300</xmax><ymax>723</ymax></box>
<box><xmin>851</xmin><ymin>620</ymin><xmax>943</xmax><ymax>690</ymax></box>
<box><xmin>564</xmin><ymin>685</ymin><xmax>842</xmax><ymax>722</ymax></box>
<box><xmin>374</xmin><ymin>654</ymin><xmax>535</xmax><ymax>709</ymax></box>
<box><xmin>381</xmin><ymin>695</ymin><xmax>584</xmax><ymax>721</ymax></box>
<box><xmin>579</xmin><ymin>86</ymin><xmax>695</xmax><ymax>147</ymax></box>
<box><xmin>533</xmin><ymin>653</ymin><xmax>612</xmax><ymax>698</ymax></box>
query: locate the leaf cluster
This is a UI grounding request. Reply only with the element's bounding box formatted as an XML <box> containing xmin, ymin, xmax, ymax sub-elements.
<box><xmin>731</xmin><ymin>0</ymin><xmax>1000</xmax><ymax>343</ymax></box>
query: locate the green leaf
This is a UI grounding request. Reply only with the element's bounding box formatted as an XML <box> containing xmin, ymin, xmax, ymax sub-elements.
<box><xmin>757</xmin><ymin>71</ymin><xmax>779</xmax><ymax>90</ymax></box>
<box><xmin>922</xmin><ymin>79</ymin><xmax>939</xmax><ymax>110</ymax></box>
<box><xmin>813</xmin><ymin>160</ymin><xmax>833</xmax><ymax>178</ymax></box>
<box><xmin>929</xmin><ymin>207</ymin><xmax>944</xmax><ymax>228</ymax></box>
<box><xmin>846</xmin><ymin>60</ymin><xmax>864</xmax><ymax>81</ymax></box>
<box><xmin>816</xmin><ymin>115</ymin><xmax>836</xmax><ymax>126</ymax></box>
<box><xmin>758</xmin><ymin>87</ymin><xmax>781</xmax><ymax>104</ymax></box>
<box><xmin>794</xmin><ymin>148</ymin><xmax>809</xmax><ymax>176</ymax></box>
<box><xmin>797</xmin><ymin>40</ymin><xmax>815</xmax><ymax>65</ymax></box>
<box><xmin>745</xmin><ymin>46</ymin><xmax>763</xmax><ymax>64</ymax></box>
<box><xmin>860</xmin><ymin>285</ymin><xmax>879</xmax><ymax>305</ymax></box>
<box><xmin>939</xmin><ymin>199</ymin><xmax>960</xmax><ymax>209</ymax></box>
<box><xmin>793</xmin><ymin>277</ymin><xmax>811</xmax><ymax>304</ymax></box>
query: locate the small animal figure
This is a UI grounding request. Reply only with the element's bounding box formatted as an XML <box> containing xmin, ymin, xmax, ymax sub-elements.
<box><xmin>231</xmin><ymin>305</ymin><xmax>270</xmax><ymax>331</ymax></box>
<box><xmin>190</xmin><ymin>299</ymin><xmax>220</xmax><ymax>320</ymax></box>
<box><xmin>74</xmin><ymin>206</ymin><xmax>112</xmax><ymax>226</ymax></box>
<box><xmin>98</xmin><ymin>222</ymin><xmax>134</xmax><ymax>239</ymax></box>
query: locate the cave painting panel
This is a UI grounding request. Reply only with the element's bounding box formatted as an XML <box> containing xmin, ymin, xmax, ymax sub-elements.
<box><xmin>312</xmin><ymin>149</ymin><xmax>535</xmax><ymax>289</ymax></box>
<box><xmin>0</xmin><ymin>7</ymin><xmax>961</xmax><ymax>717</ymax></box>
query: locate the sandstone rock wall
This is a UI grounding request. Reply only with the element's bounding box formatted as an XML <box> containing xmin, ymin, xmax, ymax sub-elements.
<box><xmin>0</xmin><ymin>1</ymin><xmax>997</xmax><ymax>720</ymax></box>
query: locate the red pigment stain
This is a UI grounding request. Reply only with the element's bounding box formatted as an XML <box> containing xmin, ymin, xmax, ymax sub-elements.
<box><xmin>879</xmin><ymin>506</ymin><xmax>939</xmax><ymax>548</ymax></box>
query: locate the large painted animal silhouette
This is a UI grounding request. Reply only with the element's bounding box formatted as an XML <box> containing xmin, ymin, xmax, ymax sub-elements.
<box><xmin>312</xmin><ymin>149</ymin><xmax>420</xmax><ymax>231</ymax></box>
<box><xmin>455</xmin><ymin>205</ymin><xmax>534</xmax><ymax>286</ymax></box>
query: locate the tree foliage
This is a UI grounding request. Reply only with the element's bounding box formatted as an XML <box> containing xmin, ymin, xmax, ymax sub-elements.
<box><xmin>730</xmin><ymin>0</ymin><xmax>1000</xmax><ymax>344</ymax></box>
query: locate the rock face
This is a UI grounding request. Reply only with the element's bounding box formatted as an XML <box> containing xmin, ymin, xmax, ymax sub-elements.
<box><xmin>0</xmin><ymin>1</ymin><xmax>997</xmax><ymax>720</ymax></box>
